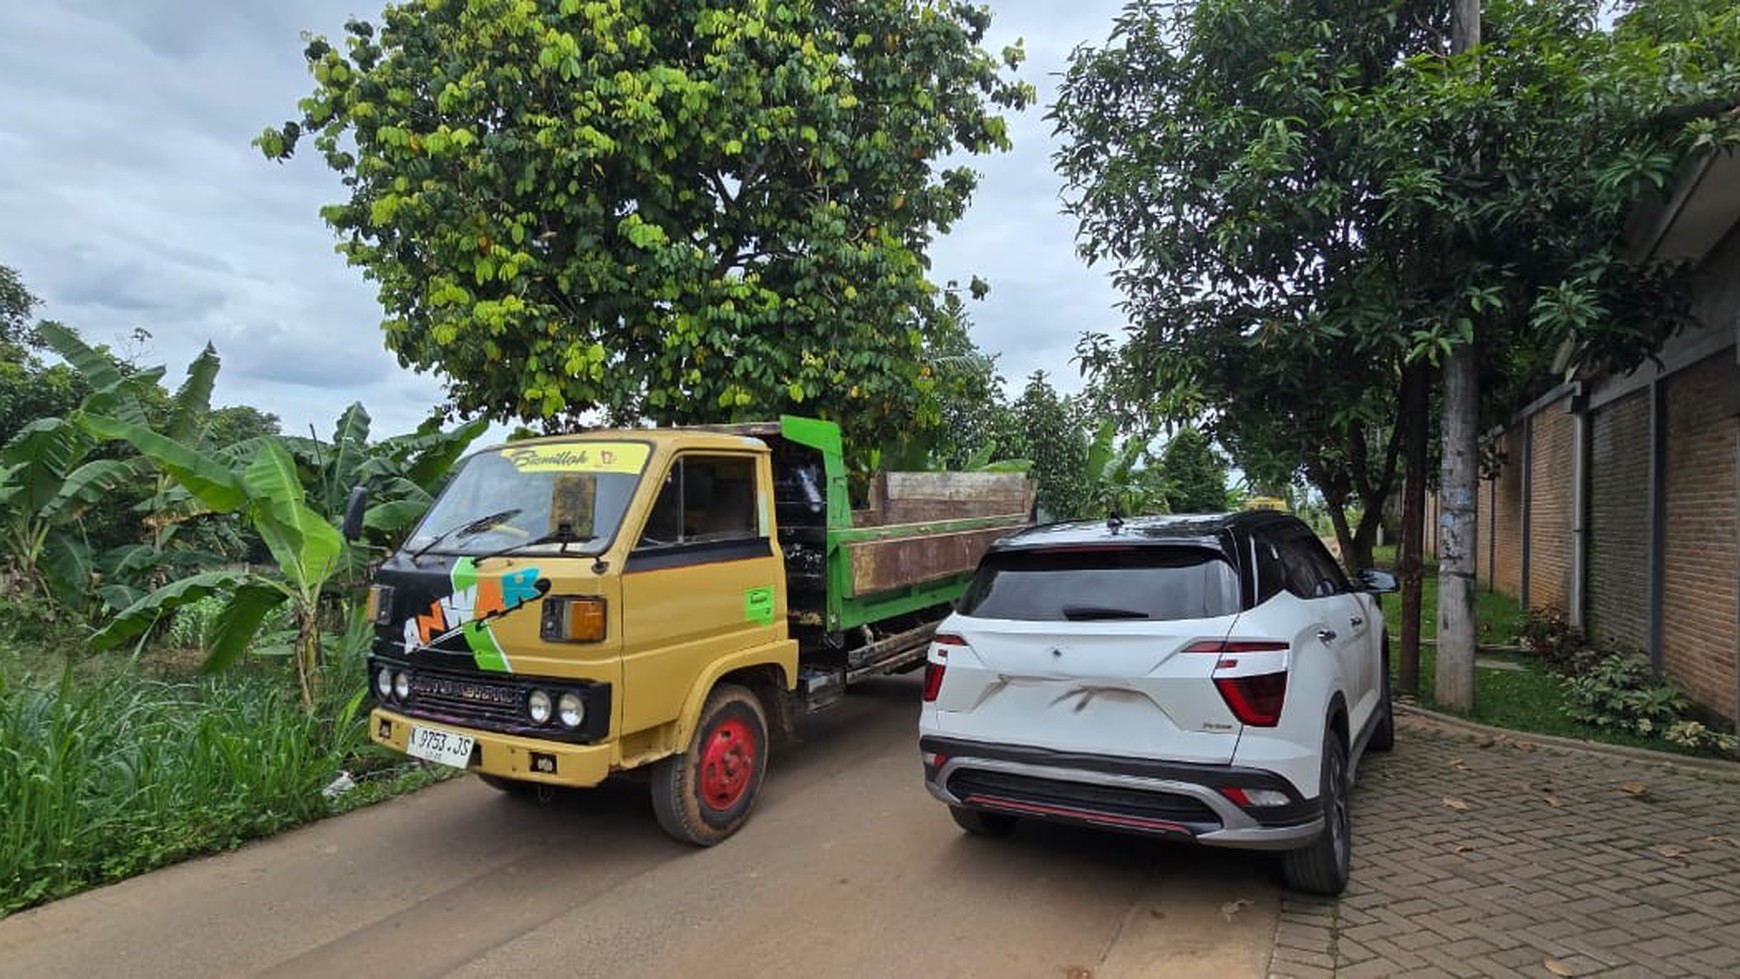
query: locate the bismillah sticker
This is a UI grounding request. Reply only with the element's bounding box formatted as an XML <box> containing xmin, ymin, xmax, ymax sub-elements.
<box><xmin>402</xmin><ymin>557</ymin><xmax>551</xmax><ymax>672</ymax></box>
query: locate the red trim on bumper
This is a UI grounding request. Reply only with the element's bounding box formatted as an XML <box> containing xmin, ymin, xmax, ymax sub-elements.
<box><xmin>961</xmin><ymin>794</ymin><xmax>1191</xmax><ymax>835</ymax></box>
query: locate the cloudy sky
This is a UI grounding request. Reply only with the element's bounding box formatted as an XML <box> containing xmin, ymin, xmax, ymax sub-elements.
<box><xmin>0</xmin><ymin>0</ymin><xmax>1130</xmax><ymax>438</ymax></box>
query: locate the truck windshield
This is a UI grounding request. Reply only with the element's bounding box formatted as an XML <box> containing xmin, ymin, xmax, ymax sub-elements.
<box><xmin>406</xmin><ymin>441</ymin><xmax>650</xmax><ymax>558</ymax></box>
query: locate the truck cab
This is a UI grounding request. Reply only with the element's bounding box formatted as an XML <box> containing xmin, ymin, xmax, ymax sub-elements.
<box><xmin>359</xmin><ymin>417</ymin><xmax>1030</xmax><ymax>844</ymax></box>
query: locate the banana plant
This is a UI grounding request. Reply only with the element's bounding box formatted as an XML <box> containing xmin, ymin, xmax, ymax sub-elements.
<box><xmin>1082</xmin><ymin>421</ymin><xmax>1170</xmax><ymax>519</ymax></box>
<box><xmin>81</xmin><ymin>422</ymin><xmax>341</xmax><ymax>709</ymax></box>
<box><xmin>0</xmin><ymin>323</ymin><xmax>182</xmax><ymax>612</ymax></box>
<box><xmin>80</xmin><ymin>402</ymin><xmax>486</xmax><ymax>707</ymax></box>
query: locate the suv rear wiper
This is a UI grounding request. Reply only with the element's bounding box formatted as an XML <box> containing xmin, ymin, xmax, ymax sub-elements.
<box><xmin>408</xmin><ymin>508</ymin><xmax>522</xmax><ymax>564</ymax></box>
<box><xmin>1060</xmin><ymin>604</ymin><xmax>1151</xmax><ymax>621</ymax></box>
<box><xmin>472</xmin><ymin>524</ymin><xmax>594</xmax><ymax>566</ymax></box>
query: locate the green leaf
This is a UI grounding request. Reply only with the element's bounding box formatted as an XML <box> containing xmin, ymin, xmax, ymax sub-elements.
<box><xmin>166</xmin><ymin>343</ymin><xmax>221</xmax><ymax>443</ymax></box>
<box><xmin>363</xmin><ymin>498</ymin><xmax>431</xmax><ymax>535</ymax></box>
<box><xmin>244</xmin><ymin>441</ymin><xmax>344</xmax><ymax>591</ymax></box>
<box><xmin>89</xmin><ymin>569</ymin><xmax>252</xmax><ymax>649</ymax></box>
<box><xmin>204</xmin><ymin>582</ymin><xmax>292</xmax><ymax>673</ymax></box>
<box><xmin>79</xmin><ymin>414</ymin><xmax>246</xmax><ymax>512</ymax></box>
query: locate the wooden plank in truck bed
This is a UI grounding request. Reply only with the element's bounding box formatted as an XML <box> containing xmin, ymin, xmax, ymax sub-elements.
<box><xmin>856</xmin><ymin>471</ymin><xmax>1036</xmax><ymax>526</ymax></box>
<box><xmin>844</xmin><ymin>523</ymin><xmax>1021</xmax><ymax>597</ymax></box>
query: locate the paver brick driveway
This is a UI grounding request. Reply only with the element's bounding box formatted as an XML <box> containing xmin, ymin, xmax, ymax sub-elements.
<box><xmin>1270</xmin><ymin>713</ymin><xmax>1740</xmax><ymax>978</ymax></box>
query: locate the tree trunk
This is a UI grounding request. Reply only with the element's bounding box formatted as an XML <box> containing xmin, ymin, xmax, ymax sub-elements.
<box><xmin>1347</xmin><ymin>505</ymin><xmax>1383</xmax><ymax>574</ymax></box>
<box><xmin>1437</xmin><ymin>0</ymin><xmax>1481</xmax><ymax>712</ymax></box>
<box><xmin>1325</xmin><ymin>495</ymin><xmax>1355</xmax><ymax>569</ymax></box>
<box><xmin>1398</xmin><ymin>360</ymin><xmax>1429</xmax><ymax>696</ymax></box>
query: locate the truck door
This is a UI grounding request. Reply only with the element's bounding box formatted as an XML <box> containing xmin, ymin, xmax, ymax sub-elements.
<box><xmin>618</xmin><ymin>452</ymin><xmax>786</xmax><ymax>738</ymax></box>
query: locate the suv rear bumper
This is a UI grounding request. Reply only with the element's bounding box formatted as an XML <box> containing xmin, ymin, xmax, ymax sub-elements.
<box><xmin>920</xmin><ymin>736</ymin><xmax>1323</xmax><ymax>851</ymax></box>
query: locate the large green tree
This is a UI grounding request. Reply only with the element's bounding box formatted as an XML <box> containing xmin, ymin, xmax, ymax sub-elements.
<box><xmin>260</xmin><ymin>0</ymin><xmax>1032</xmax><ymax>449</ymax></box>
<box><xmin>989</xmin><ymin>372</ymin><xmax>1092</xmax><ymax>520</ymax></box>
<box><xmin>1158</xmin><ymin>427</ymin><xmax>1230</xmax><ymax>514</ymax></box>
<box><xmin>1055</xmin><ymin>0</ymin><xmax>1738</xmax><ymax>562</ymax></box>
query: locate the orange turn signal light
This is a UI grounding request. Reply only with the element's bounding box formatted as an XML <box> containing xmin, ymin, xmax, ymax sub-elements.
<box><xmin>541</xmin><ymin>596</ymin><xmax>607</xmax><ymax>643</ymax></box>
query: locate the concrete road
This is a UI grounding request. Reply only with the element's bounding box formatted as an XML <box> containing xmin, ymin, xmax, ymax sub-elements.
<box><xmin>0</xmin><ymin>675</ymin><xmax>1280</xmax><ymax>979</ymax></box>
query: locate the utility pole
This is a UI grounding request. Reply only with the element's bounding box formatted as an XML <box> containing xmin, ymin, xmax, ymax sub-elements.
<box><xmin>1437</xmin><ymin>0</ymin><xmax>1481</xmax><ymax>711</ymax></box>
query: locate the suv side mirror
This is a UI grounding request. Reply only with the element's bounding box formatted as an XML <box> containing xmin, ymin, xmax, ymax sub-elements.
<box><xmin>341</xmin><ymin>485</ymin><xmax>369</xmax><ymax>542</ymax></box>
<box><xmin>1357</xmin><ymin>568</ymin><xmax>1399</xmax><ymax>594</ymax></box>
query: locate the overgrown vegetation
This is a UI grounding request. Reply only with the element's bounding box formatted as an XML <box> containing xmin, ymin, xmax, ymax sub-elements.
<box><xmin>1384</xmin><ymin>591</ymin><xmax>1738</xmax><ymax>758</ymax></box>
<box><xmin>0</xmin><ymin>264</ymin><xmax>484</xmax><ymax>916</ymax></box>
<box><xmin>0</xmin><ymin>638</ymin><xmax>448</xmax><ymax>916</ymax></box>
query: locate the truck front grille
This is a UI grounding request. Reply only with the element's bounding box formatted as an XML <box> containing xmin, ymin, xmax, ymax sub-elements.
<box><xmin>369</xmin><ymin>657</ymin><xmax>610</xmax><ymax>744</ymax></box>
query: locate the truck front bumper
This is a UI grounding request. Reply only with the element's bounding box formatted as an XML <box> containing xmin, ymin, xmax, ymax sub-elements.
<box><xmin>371</xmin><ymin>708</ymin><xmax>613</xmax><ymax>788</ymax></box>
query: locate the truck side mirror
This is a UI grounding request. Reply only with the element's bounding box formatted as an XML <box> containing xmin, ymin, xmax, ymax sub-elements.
<box><xmin>341</xmin><ymin>485</ymin><xmax>369</xmax><ymax>541</ymax></box>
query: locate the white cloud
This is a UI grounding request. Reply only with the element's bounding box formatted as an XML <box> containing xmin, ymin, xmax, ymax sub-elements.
<box><xmin>0</xmin><ymin>0</ymin><xmax>1130</xmax><ymax>437</ymax></box>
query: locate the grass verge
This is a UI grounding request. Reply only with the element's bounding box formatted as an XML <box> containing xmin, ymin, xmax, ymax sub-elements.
<box><xmin>1378</xmin><ymin>577</ymin><xmax>1716</xmax><ymax>756</ymax></box>
<box><xmin>0</xmin><ymin>643</ymin><xmax>446</xmax><ymax>917</ymax></box>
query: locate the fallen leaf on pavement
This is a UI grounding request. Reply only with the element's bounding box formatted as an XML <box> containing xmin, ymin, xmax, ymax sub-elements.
<box><xmin>1542</xmin><ymin>795</ymin><xmax>1561</xmax><ymax>808</ymax></box>
<box><xmin>1443</xmin><ymin>796</ymin><xmax>1469</xmax><ymax>810</ymax></box>
<box><xmin>1477</xmin><ymin>736</ymin><xmax>1503</xmax><ymax>749</ymax></box>
<box><xmin>1448</xmin><ymin>757</ymin><xmax>1469</xmax><ymax>770</ymax></box>
<box><xmin>1065</xmin><ymin>967</ymin><xmax>1093</xmax><ymax>979</ymax></box>
<box><xmin>1702</xmin><ymin>835</ymin><xmax>1740</xmax><ymax>848</ymax></box>
<box><xmin>1514</xmin><ymin>741</ymin><xmax>1535</xmax><ymax>753</ymax></box>
<box><xmin>1544</xmin><ymin>956</ymin><xmax>1574</xmax><ymax>976</ymax></box>
<box><xmin>1219</xmin><ymin>898</ymin><xmax>1253</xmax><ymax>921</ymax></box>
<box><xmin>1452</xmin><ymin>844</ymin><xmax>1473</xmax><ymax>854</ymax></box>
<box><xmin>1619</xmin><ymin>782</ymin><xmax>1648</xmax><ymax>797</ymax></box>
<box><xmin>1655</xmin><ymin>845</ymin><xmax>1686</xmax><ymax>860</ymax></box>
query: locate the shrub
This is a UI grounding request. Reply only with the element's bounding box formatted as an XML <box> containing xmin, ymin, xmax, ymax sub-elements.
<box><xmin>1515</xmin><ymin>606</ymin><xmax>1596</xmax><ymax>675</ymax></box>
<box><xmin>1562</xmin><ymin>650</ymin><xmax>1688</xmax><ymax>735</ymax></box>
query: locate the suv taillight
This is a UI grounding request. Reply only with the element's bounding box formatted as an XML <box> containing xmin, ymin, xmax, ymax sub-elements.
<box><xmin>1188</xmin><ymin>639</ymin><xmax>1289</xmax><ymax>727</ymax></box>
<box><xmin>1213</xmin><ymin>672</ymin><xmax>1288</xmax><ymax>726</ymax></box>
<box><xmin>923</xmin><ymin>633</ymin><xmax>966</xmax><ymax>703</ymax></box>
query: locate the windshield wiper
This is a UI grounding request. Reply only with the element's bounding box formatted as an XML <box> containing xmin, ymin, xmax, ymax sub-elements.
<box><xmin>1060</xmin><ymin>604</ymin><xmax>1151</xmax><ymax>621</ymax></box>
<box><xmin>472</xmin><ymin>523</ymin><xmax>595</xmax><ymax>566</ymax></box>
<box><xmin>408</xmin><ymin>508</ymin><xmax>522</xmax><ymax>564</ymax></box>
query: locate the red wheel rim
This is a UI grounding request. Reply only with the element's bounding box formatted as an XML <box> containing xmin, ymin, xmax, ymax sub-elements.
<box><xmin>698</xmin><ymin>717</ymin><xmax>756</xmax><ymax>812</ymax></box>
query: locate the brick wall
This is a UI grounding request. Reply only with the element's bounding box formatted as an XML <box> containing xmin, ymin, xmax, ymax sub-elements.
<box><xmin>1529</xmin><ymin>400</ymin><xmax>1575</xmax><ymax>610</ymax></box>
<box><xmin>1660</xmin><ymin>351</ymin><xmax>1738</xmax><ymax>717</ymax></box>
<box><xmin>1587</xmin><ymin>390</ymin><xmax>1651</xmax><ymax>652</ymax></box>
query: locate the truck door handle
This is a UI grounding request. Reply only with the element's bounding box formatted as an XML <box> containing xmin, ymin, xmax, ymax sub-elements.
<box><xmin>1350</xmin><ymin>615</ymin><xmax>1364</xmax><ymax>628</ymax></box>
<box><xmin>1317</xmin><ymin>628</ymin><xmax>1337</xmax><ymax>644</ymax></box>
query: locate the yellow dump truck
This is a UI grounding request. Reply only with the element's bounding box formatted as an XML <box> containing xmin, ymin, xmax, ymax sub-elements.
<box><xmin>346</xmin><ymin>416</ymin><xmax>1032</xmax><ymax>844</ymax></box>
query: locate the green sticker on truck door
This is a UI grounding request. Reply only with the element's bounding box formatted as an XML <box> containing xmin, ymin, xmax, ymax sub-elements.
<box><xmin>744</xmin><ymin>585</ymin><xmax>775</xmax><ymax>625</ymax></box>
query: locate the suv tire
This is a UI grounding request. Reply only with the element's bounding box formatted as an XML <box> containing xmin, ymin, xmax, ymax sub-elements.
<box><xmin>1370</xmin><ymin>645</ymin><xmax>1395</xmax><ymax>753</ymax></box>
<box><xmin>950</xmin><ymin>805</ymin><xmax>1018</xmax><ymax>838</ymax></box>
<box><xmin>1282</xmin><ymin>727</ymin><xmax>1351</xmax><ymax>895</ymax></box>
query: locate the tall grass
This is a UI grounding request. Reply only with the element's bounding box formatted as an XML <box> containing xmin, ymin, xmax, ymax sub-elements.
<box><xmin>0</xmin><ymin>649</ymin><xmax>426</xmax><ymax>916</ymax></box>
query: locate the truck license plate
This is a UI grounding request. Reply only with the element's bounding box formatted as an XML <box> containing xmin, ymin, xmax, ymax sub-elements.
<box><xmin>406</xmin><ymin>725</ymin><xmax>475</xmax><ymax>769</ymax></box>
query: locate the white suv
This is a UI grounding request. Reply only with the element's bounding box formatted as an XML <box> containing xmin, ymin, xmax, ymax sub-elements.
<box><xmin>918</xmin><ymin>512</ymin><xmax>1395</xmax><ymax>895</ymax></box>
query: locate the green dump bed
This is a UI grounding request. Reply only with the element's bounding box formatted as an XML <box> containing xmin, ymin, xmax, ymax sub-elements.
<box><xmin>759</xmin><ymin>416</ymin><xmax>1033</xmax><ymax>633</ymax></box>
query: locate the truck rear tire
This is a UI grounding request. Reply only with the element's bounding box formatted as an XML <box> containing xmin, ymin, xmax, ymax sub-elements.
<box><xmin>650</xmin><ymin>683</ymin><xmax>769</xmax><ymax>846</ymax></box>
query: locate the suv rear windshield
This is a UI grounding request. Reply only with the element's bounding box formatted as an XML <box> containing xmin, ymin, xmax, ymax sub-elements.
<box><xmin>957</xmin><ymin>547</ymin><xmax>1242</xmax><ymax>622</ymax></box>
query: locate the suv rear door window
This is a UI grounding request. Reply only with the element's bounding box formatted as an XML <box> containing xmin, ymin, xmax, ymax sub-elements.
<box><xmin>958</xmin><ymin>547</ymin><xmax>1242</xmax><ymax>622</ymax></box>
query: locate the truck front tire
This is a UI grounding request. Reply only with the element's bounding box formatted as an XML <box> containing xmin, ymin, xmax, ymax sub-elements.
<box><xmin>650</xmin><ymin>683</ymin><xmax>769</xmax><ymax>846</ymax></box>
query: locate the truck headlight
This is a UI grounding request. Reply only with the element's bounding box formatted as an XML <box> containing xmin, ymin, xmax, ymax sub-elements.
<box><xmin>393</xmin><ymin>670</ymin><xmax>411</xmax><ymax>701</ymax></box>
<box><xmin>557</xmin><ymin>691</ymin><xmax>585</xmax><ymax>729</ymax></box>
<box><xmin>527</xmin><ymin>689</ymin><xmax>553</xmax><ymax>725</ymax></box>
<box><xmin>374</xmin><ymin>666</ymin><xmax>393</xmax><ymax>699</ymax></box>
